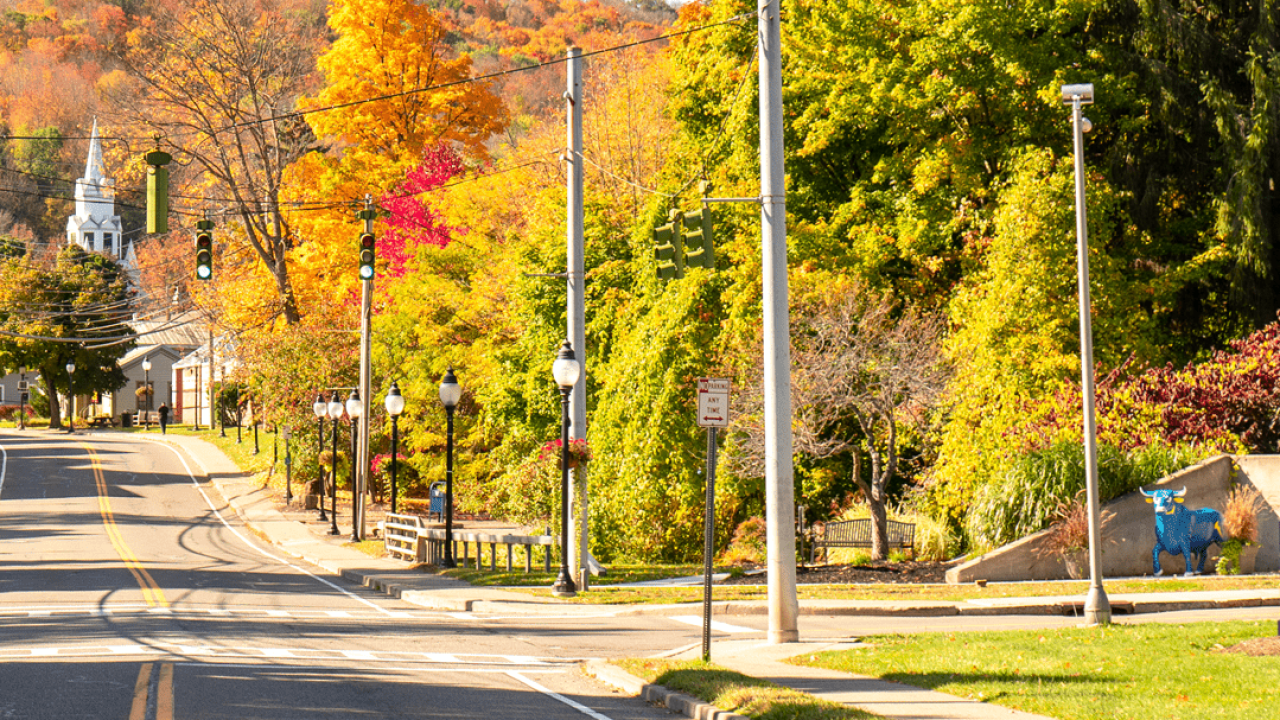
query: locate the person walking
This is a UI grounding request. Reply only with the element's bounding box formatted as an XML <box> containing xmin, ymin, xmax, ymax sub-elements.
<box><xmin>158</xmin><ymin>402</ymin><xmax>170</xmax><ymax>434</ymax></box>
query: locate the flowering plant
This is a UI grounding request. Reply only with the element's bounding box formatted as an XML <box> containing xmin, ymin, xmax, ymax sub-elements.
<box><xmin>538</xmin><ymin>438</ymin><xmax>592</xmax><ymax>466</ymax></box>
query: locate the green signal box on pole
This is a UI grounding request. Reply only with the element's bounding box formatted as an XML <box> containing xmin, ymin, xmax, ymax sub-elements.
<box><xmin>194</xmin><ymin>219</ymin><xmax>214</xmax><ymax>280</ymax></box>
<box><xmin>682</xmin><ymin>207</ymin><xmax>714</xmax><ymax>270</ymax></box>
<box><xmin>654</xmin><ymin>210</ymin><xmax>684</xmax><ymax>281</ymax></box>
<box><xmin>358</xmin><ymin>232</ymin><xmax>375</xmax><ymax>280</ymax></box>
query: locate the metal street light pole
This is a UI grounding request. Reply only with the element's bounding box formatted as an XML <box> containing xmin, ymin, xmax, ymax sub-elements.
<box><xmin>438</xmin><ymin>369</ymin><xmax>462</xmax><ymax>569</ymax></box>
<box><xmin>313</xmin><ymin>394</ymin><xmax>329</xmax><ymax>522</ymax></box>
<box><xmin>1062</xmin><ymin>82</ymin><xmax>1111</xmax><ymax>626</ymax></box>
<box><xmin>346</xmin><ymin>389</ymin><xmax>364</xmax><ymax>542</ymax></box>
<box><xmin>328</xmin><ymin>393</ymin><xmax>344</xmax><ymax>536</ymax></box>
<box><xmin>65</xmin><ymin>361</ymin><xmax>75</xmax><ymax>434</ymax></box>
<box><xmin>142</xmin><ymin>357</ymin><xmax>152</xmax><ymax>429</ymax></box>
<box><xmin>385</xmin><ymin>381</ymin><xmax>406</xmax><ymax>517</ymax></box>
<box><xmin>551</xmin><ymin>341</ymin><xmax>580</xmax><ymax>597</ymax></box>
<box><xmin>18</xmin><ymin>366</ymin><xmax>25</xmax><ymax>430</ymax></box>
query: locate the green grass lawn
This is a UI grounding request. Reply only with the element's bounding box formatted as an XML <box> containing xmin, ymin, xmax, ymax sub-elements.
<box><xmin>794</xmin><ymin>620</ymin><xmax>1280</xmax><ymax>719</ymax></box>
<box><xmin>452</xmin><ymin>568</ymin><xmax>1278</xmax><ymax>605</ymax></box>
<box><xmin>615</xmin><ymin>659</ymin><xmax>879</xmax><ymax>720</ymax></box>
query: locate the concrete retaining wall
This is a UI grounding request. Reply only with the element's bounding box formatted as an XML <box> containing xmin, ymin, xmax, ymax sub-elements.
<box><xmin>946</xmin><ymin>455</ymin><xmax>1280</xmax><ymax>584</ymax></box>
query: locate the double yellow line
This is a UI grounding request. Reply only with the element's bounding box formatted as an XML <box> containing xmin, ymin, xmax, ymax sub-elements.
<box><xmin>84</xmin><ymin>443</ymin><xmax>168</xmax><ymax>608</ymax></box>
<box><xmin>129</xmin><ymin>663</ymin><xmax>175</xmax><ymax>720</ymax></box>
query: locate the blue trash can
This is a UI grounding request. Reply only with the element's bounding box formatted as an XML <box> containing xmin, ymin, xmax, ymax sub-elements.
<box><xmin>429</xmin><ymin>482</ymin><xmax>446</xmax><ymax>520</ymax></box>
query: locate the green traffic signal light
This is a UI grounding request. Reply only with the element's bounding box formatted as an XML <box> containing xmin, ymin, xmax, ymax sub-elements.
<box><xmin>194</xmin><ymin>223</ymin><xmax>213</xmax><ymax>280</ymax></box>
<box><xmin>358</xmin><ymin>232</ymin><xmax>375</xmax><ymax>280</ymax></box>
<box><xmin>682</xmin><ymin>207</ymin><xmax>714</xmax><ymax>270</ymax></box>
<box><xmin>654</xmin><ymin>215</ymin><xmax>683</xmax><ymax>281</ymax></box>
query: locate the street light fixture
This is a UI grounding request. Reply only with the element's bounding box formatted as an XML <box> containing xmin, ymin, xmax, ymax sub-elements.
<box><xmin>385</xmin><ymin>381</ymin><xmax>405</xmax><ymax>516</ymax></box>
<box><xmin>346</xmin><ymin>389</ymin><xmax>364</xmax><ymax>542</ymax></box>
<box><xmin>65</xmin><ymin>361</ymin><xmax>75</xmax><ymax>434</ymax></box>
<box><xmin>551</xmin><ymin>340</ymin><xmax>580</xmax><ymax>597</ymax></box>
<box><xmin>327</xmin><ymin>393</ymin><xmax>344</xmax><ymax>536</ymax></box>
<box><xmin>313</xmin><ymin>394</ymin><xmax>329</xmax><ymax>522</ymax></box>
<box><xmin>142</xmin><ymin>357</ymin><xmax>152</xmax><ymax>430</ymax></box>
<box><xmin>1062</xmin><ymin>82</ymin><xmax>1110</xmax><ymax>626</ymax></box>
<box><xmin>438</xmin><ymin>369</ymin><xmax>462</xmax><ymax>568</ymax></box>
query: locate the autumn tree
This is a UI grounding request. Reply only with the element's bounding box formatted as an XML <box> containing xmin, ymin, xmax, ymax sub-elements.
<box><xmin>731</xmin><ymin>281</ymin><xmax>950</xmax><ymax>560</ymax></box>
<box><xmin>0</xmin><ymin>244</ymin><xmax>133</xmax><ymax>427</ymax></box>
<box><xmin>109</xmin><ymin>0</ymin><xmax>326</xmax><ymax>326</ymax></box>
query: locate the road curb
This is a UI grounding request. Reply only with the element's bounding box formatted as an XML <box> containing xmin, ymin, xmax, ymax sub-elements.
<box><xmin>583</xmin><ymin>661</ymin><xmax>749</xmax><ymax>720</ymax></box>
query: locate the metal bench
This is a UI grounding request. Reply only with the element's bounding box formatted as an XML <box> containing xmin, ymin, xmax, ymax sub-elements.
<box><xmin>809</xmin><ymin>518</ymin><xmax>915</xmax><ymax>563</ymax></box>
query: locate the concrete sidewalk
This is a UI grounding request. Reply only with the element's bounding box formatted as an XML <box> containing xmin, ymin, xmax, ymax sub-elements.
<box><xmin>144</xmin><ymin>431</ymin><xmax>1275</xmax><ymax>720</ymax></box>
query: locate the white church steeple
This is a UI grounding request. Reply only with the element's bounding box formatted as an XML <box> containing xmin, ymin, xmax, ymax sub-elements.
<box><xmin>67</xmin><ymin>119</ymin><xmax>124</xmax><ymax>258</ymax></box>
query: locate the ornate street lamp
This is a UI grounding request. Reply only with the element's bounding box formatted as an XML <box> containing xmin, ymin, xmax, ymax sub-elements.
<box><xmin>313</xmin><ymin>394</ymin><xmax>329</xmax><ymax>522</ymax></box>
<box><xmin>384</xmin><ymin>381</ymin><xmax>405</xmax><ymax>516</ymax></box>
<box><xmin>142</xmin><ymin>357</ymin><xmax>152</xmax><ymax>429</ymax></box>
<box><xmin>551</xmin><ymin>341</ymin><xmax>580</xmax><ymax>597</ymax></box>
<box><xmin>327</xmin><ymin>392</ymin><xmax>344</xmax><ymax>536</ymax></box>
<box><xmin>18</xmin><ymin>365</ymin><xmax>26</xmax><ymax>430</ymax></box>
<box><xmin>346</xmin><ymin>389</ymin><xmax>364</xmax><ymax>542</ymax></box>
<box><xmin>65</xmin><ymin>361</ymin><xmax>75</xmax><ymax>434</ymax></box>
<box><xmin>438</xmin><ymin>369</ymin><xmax>462</xmax><ymax>568</ymax></box>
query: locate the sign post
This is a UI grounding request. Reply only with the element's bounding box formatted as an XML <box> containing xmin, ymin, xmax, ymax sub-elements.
<box><xmin>697</xmin><ymin>378</ymin><xmax>730</xmax><ymax>662</ymax></box>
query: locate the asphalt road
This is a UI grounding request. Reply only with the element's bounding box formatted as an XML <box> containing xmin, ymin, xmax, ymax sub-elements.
<box><xmin>0</xmin><ymin>431</ymin><xmax>692</xmax><ymax>719</ymax></box>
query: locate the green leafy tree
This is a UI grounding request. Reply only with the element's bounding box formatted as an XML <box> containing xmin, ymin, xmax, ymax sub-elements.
<box><xmin>0</xmin><ymin>244</ymin><xmax>133</xmax><ymax>427</ymax></box>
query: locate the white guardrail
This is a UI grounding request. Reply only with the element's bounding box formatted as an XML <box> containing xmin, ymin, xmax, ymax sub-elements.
<box><xmin>383</xmin><ymin>513</ymin><xmax>558</xmax><ymax>572</ymax></box>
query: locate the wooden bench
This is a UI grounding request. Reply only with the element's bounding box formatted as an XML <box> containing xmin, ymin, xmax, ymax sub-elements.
<box><xmin>87</xmin><ymin>415</ymin><xmax>113</xmax><ymax>428</ymax></box>
<box><xmin>809</xmin><ymin>518</ymin><xmax>915</xmax><ymax>563</ymax></box>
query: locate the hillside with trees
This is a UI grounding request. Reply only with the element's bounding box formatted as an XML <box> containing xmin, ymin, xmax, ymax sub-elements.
<box><xmin>2</xmin><ymin>0</ymin><xmax>1279</xmax><ymax>562</ymax></box>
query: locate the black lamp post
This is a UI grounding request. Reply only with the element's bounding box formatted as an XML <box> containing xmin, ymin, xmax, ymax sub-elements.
<box><xmin>327</xmin><ymin>393</ymin><xmax>344</xmax><ymax>536</ymax></box>
<box><xmin>346</xmin><ymin>389</ymin><xmax>364</xmax><ymax>542</ymax></box>
<box><xmin>313</xmin><ymin>394</ymin><xmax>329</xmax><ymax>522</ymax></box>
<box><xmin>65</xmin><ymin>361</ymin><xmax>75</xmax><ymax>434</ymax></box>
<box><xmin>551</xmin><ymin>341</ymin><xmax>580</xmax><ymax>597</ymax></box>
<box><xmin>384</xmin><ymin>381</ymin><xmax>405</xmax><ymax>516</ymax></box>
<box><xmin>142</xmin><ymin>357</ymin><xmax>152</xmax><ymax>429</ymax></box>
<box><xmin>18</xmin><ymin>365</ymin><xmax>25</xmax><ymax>430</ymax></box>
<box><xmin>438</xmin><ymin>368</ymin><xmax>462</xmax><ymax>568</ymax></box>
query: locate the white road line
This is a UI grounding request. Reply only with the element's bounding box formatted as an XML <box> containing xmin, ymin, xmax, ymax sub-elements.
<box><xmin>0</xmin><ymin>443</ymin><xmax>7</xmax><ymax>499</ymax></box>
<box><xmin>507</xmin><ymin>671</ymin><xmax>617</xmax><ymax>720</ymax></box>
<box><xmin>669</xmin><ymin>615</ymin><xmax>759</xmax><ymax>634</ymax></box>
<box><xmin>326</xmin><ymin>611</ymin><xmax>353</xmax><ymax>618</ymax></box>
<box><xmin>145</xmin><ymin>438</ymin><xmax>393</xmax><ymax>616</ymax></box>
<box><xmin>0</xmin><ymin>644</ymin><xmax>586</xmax><ymax>666</ymax></box>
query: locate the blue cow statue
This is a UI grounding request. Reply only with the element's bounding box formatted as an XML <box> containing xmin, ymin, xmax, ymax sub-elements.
<box><xmin>1141</xmin><ymin>487</ymin><xmax>1224</xmax><ymax>576</ymax></box>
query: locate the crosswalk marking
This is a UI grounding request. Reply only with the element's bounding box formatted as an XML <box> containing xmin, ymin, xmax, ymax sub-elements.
<box><xmin>669</xmin><ymin>615</ymin><xmax>759</xmax><ymax>634</ymax></box>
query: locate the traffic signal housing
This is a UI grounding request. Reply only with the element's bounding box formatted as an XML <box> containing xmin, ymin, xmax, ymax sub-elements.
<box><xmin>654</xmin><ymin>211</ymin><xmax>683</xmax><ymax>281</ymax></box>
<box><xmin>682</xmin><ymin>207</ymin><xmax>714</xmax><ymax>270</ymax></box>
<box><xmin>358</xmin><ymin>232</ymin><xmax>375</xmax><ymax>280</ymax></box>
<box><xmin>194</xmin><ymin>220</ymin><xmax>213</xmax><ymax>280</ymax></box>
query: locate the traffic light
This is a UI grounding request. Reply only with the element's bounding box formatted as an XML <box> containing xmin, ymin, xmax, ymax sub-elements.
<box><xmin>654</xmin><ymin>211</ymin><xmax>683</xmax><ymax>281</ymax></box>
<box><xmin>358</xmin><ymin>232</ymin><xmax>375</xmax><ymax>280</ymax></box>
<box><xmin>682</xmin><ymin>207</ymin><xmax>714</xmax><ymax>270</ymax></box>
<box><xmin>194</xmin><ymin>220</ymin><xmax>214</xmax><ymax>280</ymax></box>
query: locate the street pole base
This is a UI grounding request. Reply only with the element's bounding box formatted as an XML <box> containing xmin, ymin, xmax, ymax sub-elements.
<box><xmin>440</xmin><ymin>557</ymin><xmax>456</xmax><ymax>569</ymax></box>
<box><xmin>1084</xmin><ymin>584</ymin><xmax>1112</xmax><ymax>626</ymax></box>
<box><xmin>553</xmin><ymin>571</ymin><xmax>577</xmax><ymax>598</ymax></box>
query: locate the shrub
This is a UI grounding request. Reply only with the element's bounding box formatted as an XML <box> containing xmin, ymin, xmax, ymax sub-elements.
<box><xmin>719</xmin><ymin>516</ymin><xmax>766</xmax><ymax>566</ymax></box>
<box><xmin>966</xmin><ymin>440</ymin><xmax>1209</xmax><ymax>550</ymax></box>
<box><xmin>1222</xmin><ymin>484</ymin><xmax>1264</xmax><ymax>544</ymax></box>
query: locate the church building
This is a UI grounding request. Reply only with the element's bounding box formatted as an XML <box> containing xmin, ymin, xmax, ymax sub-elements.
<box><xmin>66</xmin><ymin>120</ymin><xmax>127</xmax><ymax>259</ymax></box>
